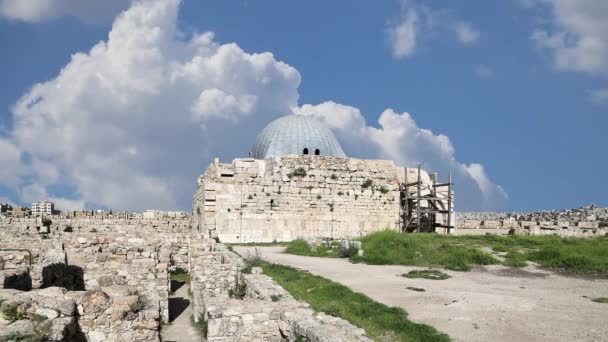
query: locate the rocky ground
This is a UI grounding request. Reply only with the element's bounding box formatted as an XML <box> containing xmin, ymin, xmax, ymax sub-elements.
<box><xmin>235</xmin><ymin>246</ymin><xmax>608</xmax><ymax>342</ymax></box>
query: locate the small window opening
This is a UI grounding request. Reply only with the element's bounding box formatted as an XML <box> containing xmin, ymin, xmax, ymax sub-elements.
<box><xmin>314</xmin><ymin>149</ymin><xmax>320</xmax><ymax>155</ymax></box>
<box><xmin>303</xmin><ymin>148</ymin><xmax>309</xmax><ymax>155</ymax></box>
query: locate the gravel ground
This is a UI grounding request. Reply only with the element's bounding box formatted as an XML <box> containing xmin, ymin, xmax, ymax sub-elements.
<box><xmin>235</xmin><ymin>246</ymin><xmax>608</xmax><ymax>342</ymax></box>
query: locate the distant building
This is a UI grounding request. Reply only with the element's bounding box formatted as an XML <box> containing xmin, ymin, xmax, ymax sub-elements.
<box><xmin>12</xmin><ymin>207</ymin><xmax>31</xmax><ymax>218</ymax></box>
<box><xmin>31</xmin><ymin>201</ymin><xmax>54</xmax><ymax>216</ymax></box>
<box><xmin>0</xmin><ymin>203</ymin><xmax>12</xmax><ymax>213</ymax></box>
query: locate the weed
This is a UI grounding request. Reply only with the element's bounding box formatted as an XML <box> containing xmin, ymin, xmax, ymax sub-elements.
<box><xmin>361</xmin><ymin>179</ymin><xmax>373</xmax><ymax>189</ymax></box>
<box><xmin>288</xmin><ymin>167</ymin><xmax>307</xmax><ymax>178</ymax></box>
<box><xmin>228</xmin><ymin>275</ymin><xmax>247</xmax><ymax>299</ymax></box>
<box><xmin>2</xmin><ymin>303</ymin><xmax>26</xmax><ymax>323</ymax></box>
<box><xmin>406</xmin><ymin>287</ymin><xmax>426</xmax><ymax>292</ymax></box>
<box><xmin>248</xmin><ymin>195</ymin><xmax>253</xmax><ymax>200</ymax></box>
<box><xmin>504</xmin><ymin>252</ymin><xmax>527</xmax><ymax>267</ymax></box>
<box><xmin>130</xmin><ymin>294</ymin><xmax>149</xmax><ymax>313</ymax></box>
<box><xmin>402</xmin><ymin>269</ymin><xmax>451</xmax><ymax>280</ymax></box>
<box><xmin>316</xmin><ymin>194</ymin><xmax>322</xmax><ymax>200</ymax></box>
<box><xmin>270</xmin><ymin>294</ymin><xmax>282</xmax><ymax>302</ymax></box>
<box><xmin>191</xmin><ymin>314</ymin><xmax>208</xmax><ymax>337</ymax></box>
<box><xmin>337</xmin><ymin>191</ymin><xmax>344</xmax><ymax>196</ymax></box>
<box><xmin>330</xmin><ymin>174</ymin><xmax>338</xmax><ymax>180</ymax></box>
<box><xmin>592</xmin><ymin>297</ymin><xmax>608</xmax><ymax>303</ymax></box>
<box><xmin>378</xmin><ymin>186</ymin><xmax>389</xmax><ymax>194</ymax></box>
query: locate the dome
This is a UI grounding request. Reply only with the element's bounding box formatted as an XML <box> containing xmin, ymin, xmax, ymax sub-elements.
<box><xmin>251</xmin><ymin>115</ymin><xmax>346</xmax><ymax>159</ymax></box>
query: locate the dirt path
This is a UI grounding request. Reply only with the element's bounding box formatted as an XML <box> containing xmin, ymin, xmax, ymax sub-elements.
<box><xmin>235</xmin><ymin>246</ymin><xmax>608</xmax><ymax>342</ymax></box>
<box><xmin>161</xmin><ymin>283</ymin><xmax>204</xmax><ymax>342</ymax></box>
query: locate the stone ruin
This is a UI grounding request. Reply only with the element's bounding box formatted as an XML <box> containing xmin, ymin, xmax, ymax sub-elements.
<box><xmin>192</xmin><ymin>155</ymin><xmax>453</xmax><ymax>243</ymax></box>
<box><xmin>0</xmin><ymin>213</ymin><xmax>373</xmax><ymax>341</ymax></box>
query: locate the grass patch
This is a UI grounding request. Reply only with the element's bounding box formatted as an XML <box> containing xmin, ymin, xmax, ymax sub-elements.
<box><xmin>231</xmin><ymin>241</ymin><xmax>288</xmax><ymax>247</ymax></box>
<box><xmin>170</xmin><ymin>267</ymin><xmax>190</xmax><ymax>285</ymax></box>
<box><xmin>351</xmin><ymin>231</ymin><xmax>499</xmax><ymax>271</ymax></box>
<box><xmin>286</xmin><ymin>239</ymin><xmax>341</xmax><ymax>258</ymax></box>
<box><xmin>349</xmin><ymin>231</ymin><xmax>608</xmax><ymax>277</ymax></box>
<box><xmin>257</xmin><ymin>261</ymin><xmax>449</xmax><ymax>341</ymax></box>
<box><xmin>402</xmin><ymin>269</ymin><xmax>451</xmax><ymax>280</ymax></box>
<box><xmin>591</xmin><ymin>297</ymin><xmax>608</xmax><ymax>303</ymax></box>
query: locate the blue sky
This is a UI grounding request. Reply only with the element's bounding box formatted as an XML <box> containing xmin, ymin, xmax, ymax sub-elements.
<box><xmin>0</xmin><ymin>0</ymin><xmax>606</xmax><ymax>212</ymax></box>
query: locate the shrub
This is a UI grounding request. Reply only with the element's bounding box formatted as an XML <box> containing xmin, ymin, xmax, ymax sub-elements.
<box><xmin>288</xmin><ymin>167</ymin><xmax>307</xmax><ymax>178</ymax></box>
<box><xmin>316</xmin><ymin>194</ymin><xmax>322</xmax><ymax>200</ymax></box>
<box><xmin>378</xmin><ymin>186</ymin><xmax>389</xmax><ymax>194</ymax></box>
<box><xmin>330</xmin><ymin>174</ymin><xmax>338</xmax><ymax>180</ymax></box>
<box><xmin>337</xmin><ymin>191</ymin><xmax>344</xmax><ymax>196</ymax></box>
<box><xmin>361</xmin><ymin>179</ymin><xmax>373</xmax><ymax>189</ymax></box>
<box><xmin>248</xmin><ymin>195</ymin><xmax>253</xmax><ymax>200</ymax></box>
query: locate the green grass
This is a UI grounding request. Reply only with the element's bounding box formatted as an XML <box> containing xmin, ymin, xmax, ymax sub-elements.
<box><xmin>351</xmin><ymin>231</ymin><xmax>500</xmax><ymax>271</ymax></box>
<box><xmin>348</xmin><ymin>231</ymin><xmax>608</xmax><ymax>277</ymax></box>
<box><xmin>170</xmin><ymin>267</ymin><xmax>191</xmax><ymax>284</ymax></box>
<box><xmin>256</xmin><ymin>261</ymin><xmax>449</xmax><ymax>342</ymax></box>
<box><xmin>402</xmin><ymin>269</ymin><xmax>451</xmax><ymax>280</ymax></box>
<box><xmin>591</xmin><ymin>297</ymin><xmax>608</xmax><ymax>303</ymax></box>
<box><xmin>285</xmin><ymin>239</ymin><xmax>341</xmax><ymax>258</ymax></box>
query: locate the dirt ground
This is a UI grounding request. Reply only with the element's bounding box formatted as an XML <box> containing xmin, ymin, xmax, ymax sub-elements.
<box><xmin>235</xmin><ymin>246</ymin><xmax>608</xmax><ymax>342</ymax></box>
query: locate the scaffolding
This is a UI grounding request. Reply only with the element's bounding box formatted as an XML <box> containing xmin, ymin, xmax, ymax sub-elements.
<box><xmin>399</xmin><ymin>165</ymin><xmax>454</xmax><ymax>233</ymax></box>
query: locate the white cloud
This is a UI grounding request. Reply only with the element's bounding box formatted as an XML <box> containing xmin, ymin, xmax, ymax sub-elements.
<box><xmin>0</xmin><ymin>138</ymin><xmax>23</xmax><ymax>191</ymax></box>
<box><xmin>475</xmin><ymin>65</ymin><xmax>495</xmax><ymax>78</ymax></box>
<box><xmin>0</xmin><ymin>0</ymin><xmax>131</xmax><ymax>23</ymax></box>
<box><xmin>2</xmin><ymin>0</ymin><xmax>504</xmax><ymax>211</ymax></box>
<box><xmin>527</xmin><ymin>0</ymin><xmax>608</xmax><ymax>75</ymax></box>
<box><xmin>590</xmin><ymin>88</ymin><xmax>608</xmax><ymax>106</ymax></box>
<box><xmin>388</xmin><ymin>4</ymin><xmax>420</xmax><ymax>58</ymax></box>
<box><xmin>453</xmin><ymin>21</ymin><xmax>480</xmax><ymax>45</ymax></box>
<box><xmin>387</xmin><ymin>1</ymin><xmax>481</xmax><ymax>59</ymax></box>
<box><xmin>6</xmin><ymin>0</ymin><xmax>300</xmax><ymax>211</ymax></box>
<box><xmin>296</xmin><ymin>102</ymin><xmax>508</xmax><ymax>210</ymax></box>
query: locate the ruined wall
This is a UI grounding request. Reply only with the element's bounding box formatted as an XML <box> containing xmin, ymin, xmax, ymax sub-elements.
<box><xmin>456</xmin><ymin>220</ymin><xmax>608</xmax><ymax>237</ymax></box>
<box><xmin>193</xmin><ymin>155</ymin><xmax>449</xmax><ymax>243</ymax></box>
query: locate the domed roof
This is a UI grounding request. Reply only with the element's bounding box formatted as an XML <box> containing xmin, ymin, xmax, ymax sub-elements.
<box><xmin>251</xmin><ymin>115</ymin><xmax>346</xmax><ymax>159</ymax></box>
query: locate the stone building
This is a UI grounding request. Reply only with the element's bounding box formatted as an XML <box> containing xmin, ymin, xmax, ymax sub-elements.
<box><xmin>193</xmin><ymin>115</ymin><xmax>453</xmax><ymax>243</ymax></box>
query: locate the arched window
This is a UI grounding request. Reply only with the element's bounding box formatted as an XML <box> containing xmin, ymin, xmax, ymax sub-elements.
<box><xmin>303</xmin><ymin>148</ymin><xmax>309</xmax><ymax>155</ymax></box>
<box><xmin>314</xmin><ymin>149</ymin><xmax>320</xmax><ymax>155</ymax></box>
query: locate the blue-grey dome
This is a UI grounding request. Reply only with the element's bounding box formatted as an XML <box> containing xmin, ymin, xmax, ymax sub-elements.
<box><xmin>251</xmin><ymin>115</ymin><xmax>346</xmax><ymax>159</ymax></box>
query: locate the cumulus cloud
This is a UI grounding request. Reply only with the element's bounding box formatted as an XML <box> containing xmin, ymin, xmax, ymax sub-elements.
<box><xmin>6</xmin><ymin>0</ymin><xmax>300</xmax><ymax>211</ymax></box>
<box><xmin>0</xmin><ymin>138</ymin><xmax>23</xmax><ymax>190</ymax></box>
<box><xmin>0</xmin><ymin>0</ymin><xmax>131</xmax><ymax>23</ymax></box>
<box><xmin>453</xmin><ymin>21</ymin><xmax>480</xmax><ymax>45</ymax></box>
<box><xmin>2</xmin><ymin>0</ymin><xmax>504</xmax><ymax>211</ymax></box>
<box><xmin>527</xmin><ymin>0</ymin><xmax>608</xmax><ymax>75</ymax></box>
<box><xmin>295</xmin><ymin>102</ymin><xmax>508</xmax><ymax>210</ymax></box>
<box><xmin>590</xmin><ymin>88</ymin><xmax>608</xmax><ymax>106</ymax></box>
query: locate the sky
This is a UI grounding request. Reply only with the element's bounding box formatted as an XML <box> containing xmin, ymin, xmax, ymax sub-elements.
<box><xmin>0</xmin><ymin>0</ymin><xmax>606</xmax><ymax>212</ymax></box>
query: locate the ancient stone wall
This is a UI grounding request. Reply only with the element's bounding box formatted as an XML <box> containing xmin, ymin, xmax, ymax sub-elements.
<box><xmin>193</xmin><ymin>155</ymin><xmax>449</xmax><ymax>243</ymax></box>
<box><xmin>188</xmin><ymin>235</ymin><xmax>371</xmax><ymax>341</ymax></box>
